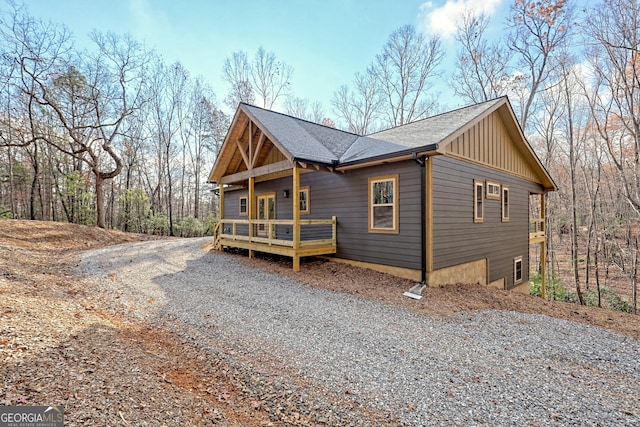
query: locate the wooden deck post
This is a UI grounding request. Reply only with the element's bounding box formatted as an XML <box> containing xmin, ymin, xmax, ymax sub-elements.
<box><xmin>292</xmin><ymin>163</ymin><xmax>301</xmax><ymax>271</ymax></box>
<box><xmin>218</xmin><ymin>185</ymin><xmax>225</xmax><ymax>251</ymax></box>
<box><xmin>248</xmin><ymin>176</ymin><xmax>255</xmax><ymax>259</ymax></box>
<box><xmin>219</xmin><ymin>185</ymin><xmax>224</xmax><ymax>219</ymax></box>
<box><xmin>331</xmin><ymin>216</ymin><xmax>337</xmax><ymax>243</ymax></box>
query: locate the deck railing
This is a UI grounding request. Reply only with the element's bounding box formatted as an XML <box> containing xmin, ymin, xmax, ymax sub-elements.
<box><xmin>218</xmin><ymin>217</ymin><xmax>337</xmax><ymax>248</ymax></box>
<box><xmin>529</xmin><ymin>218</ymin><xmax>545</xmax><ymax>241</ymax></box>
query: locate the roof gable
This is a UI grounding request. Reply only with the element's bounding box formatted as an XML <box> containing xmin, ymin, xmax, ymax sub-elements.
<box><xmin>242</xmin><ymin>104</ymin><xmax>350</xmax><ymax>164</ymax></box>
<box><xmin>208</xmin><ymin>98</ymin><xmax>556</xmax><ymax>191</ymax></box>
<box><xmin>370</xmin><ymin>98</ymin><xmax>504</xmax><ymax>149</ymax></box>
<box><xmin>438</xmin><ymin>99</ymin><xmax>556</xmax><ymax>190</ymax></box>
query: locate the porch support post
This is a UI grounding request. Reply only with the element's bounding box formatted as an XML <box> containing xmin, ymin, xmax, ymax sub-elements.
<box><xmin>540</xmin><ymin>193</ymin><xmax>547</xmax><ymax>299</ymax></box>
<box><xmin>248</xmin><ymin>176</ymin><xmax>255</xmax><ymax>259</ymax></box>
<box><xmin>292</xmin><ymin>163</ymin><xmax>301</xmax><ymax>271</ymax></box>
<box><xmin>218</xmin><ymin>185</ymin><xmax>225</xmax><ymax>251</ymax></box>
<box><xmin>219</xmin><ymin>184</ymin><xmax>224</xmax><ymax>220</ymax></box>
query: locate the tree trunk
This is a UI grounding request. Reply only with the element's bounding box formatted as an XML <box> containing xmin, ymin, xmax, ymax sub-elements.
<box><xmin>166</xmin><ymin>149</ymin><xmax>174</xmax><ymax>236</ymax></box>
<box><xmin>194</xmin><ymin>178</ymin><xmax>200</xmax><ymax>219</ymax></box>
<box><xmin>7</xmin><ymin>147</ymin><xmax>15</xmax><ymax>218</ymax></box>
<box><xmin>566</xmin><ymin>85</ymin><xmax>584</xmax><ymax>305</ymax></box>
<box><xmin>633</xmin><ymin>236</ymin><xmax>638</xmax><ymax>315</ymax></box>
<box><xmin>95</xmin><ymin>174</ymin><xmax>106</xmax><ymax>228</ymax></box>
<box><xmin>29</xmin><ymin>143</ymin><xmax>39</xmax><ymax>220</ymax></box>
<box><xmin>595</xmin><ymin>237</ymin><xmax>601</xmax><ymax>308</ymax></box>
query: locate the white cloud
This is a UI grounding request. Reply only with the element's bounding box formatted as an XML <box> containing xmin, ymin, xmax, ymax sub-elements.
<box><xmin>418</xmin><ymin>0</ymin><xmax>504</xmax><ymax>39</ymax></box>
<box><xmin>129</xmin><ymin>0</ymin><xmax>154</xmax><ymax>29</ymax></box>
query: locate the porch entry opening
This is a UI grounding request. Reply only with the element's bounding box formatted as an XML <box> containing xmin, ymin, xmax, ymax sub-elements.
<box><xmin>257</xmin><ymin>194</ymin><xmax>276</xmax><ymax>237</ymax></box>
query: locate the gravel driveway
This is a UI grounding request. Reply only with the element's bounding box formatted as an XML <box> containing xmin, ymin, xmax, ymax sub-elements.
<box><xmin>79</xmin><ymin>238</ymin><xmax>640</xmax><ymax>426</ymax></box>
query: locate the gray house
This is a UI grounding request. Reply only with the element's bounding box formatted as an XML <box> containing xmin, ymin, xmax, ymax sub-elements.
<box><xmin>208</xmin><ymin>97</ymin><xmax>556</xmax><ymax>292</ymax></box>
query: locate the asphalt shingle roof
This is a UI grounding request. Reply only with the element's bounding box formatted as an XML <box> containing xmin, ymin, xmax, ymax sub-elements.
<box><xmin>243</xmin><ymin>104</ymin><xmax>356</xmax><ymax>164</ymax></box>
<box><xmin>370</xmin><ymin>98</ymin><xmax>505</xmax><ymax>148</ymax></box>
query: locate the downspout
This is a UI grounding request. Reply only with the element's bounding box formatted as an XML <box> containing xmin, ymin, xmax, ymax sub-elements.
<box><xmin>403</xmin><ymin>153</ymin><xmax>427</xmax><ymax>299</ymax></box>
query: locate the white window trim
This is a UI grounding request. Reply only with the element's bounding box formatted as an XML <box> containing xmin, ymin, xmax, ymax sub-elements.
<box><xmin>486</xmin><ymin>180</ymin><xmax>501</xmax><ymax>200</ymax></box>
<box><xmin>514</xmin><ymin>256</ymin><xmax>523</xmax><ymax>284</ymax></box>
<box><xmin>502</xmin><ymin>186</ymin><xmax>510</xmax><ymax>222</ymax></box>
<box><xmin>239</xmin><ymin>195</ymin><xmax>248</xmax><ymax>216</ymax></box>
<box><xmin>474</xmin><ymin>180</ymin><xmax>484</xmax><ymax>223</ymax></box>
<box><xmin>299</xmin><ymin>186</ymin><xmax>310</xmax><ymax>215</ymax></box>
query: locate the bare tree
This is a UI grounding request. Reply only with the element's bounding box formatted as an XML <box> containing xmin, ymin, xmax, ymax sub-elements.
<box><xmin>284</xmin><ymin>96</ymin><xmax>326</xmax><ymax>123</ymax></box>
<box><xmin>506</xmin><ymin>0</ymin><xmax>572</xmax><ymax>132</ymax></box>
<box><xmin>1</xmin><ymin>3</ymin><xmax>149</xmax><ymax>228</ymax></box>
<box><xmin>452</xmin><ymin>11</ymin><xmax>511</xmax><ymax>103</ymax></box>
<box><xmin>557</xmin><ymin>52</ymin><xmax>588</xmax><ymax>304</ymax></box>
<box><xmin>284</xmin><ymin>96</ymin><xmax>309</xmax><ymax>119</ymax></box>
<box><xmin>182</xmin><ymin>77</ymin><xmax>227</xmax><ymax>219</ymax></box>
<box><xmin>332</xmin><ymin>70</ymin><xmax>382</xmax><ymax>134</ymax></box>
<box><xmin>222</xmin><ymin>47</ymin><xmax>293</xmax><ymax>110</ymax></box>
<box><xmin>584</xmin><ymin>0</ymin><xmax>640</xmax><ymax>313</ymax></box>
<box><xmin>370</xmin><ymin>25</ymin><xmax>444</xmax><ymax>127</ymax></box>
<box><xmin>251</xmin><ymin>46</ymin><xmax>293</xmax><ymax>109</ymax></box>
<box><xmin>222</xmin><ymin>50</ymin><xmax>254</xmax><ymax>109</ymax></box>
<box><xmin>148</xmin><ymin>60</ymin><xmax>188</xmax><ymax>235</ymax></box>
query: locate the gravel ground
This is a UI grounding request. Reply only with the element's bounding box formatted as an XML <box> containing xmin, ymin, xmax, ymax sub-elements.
<box><xmin>79</xmin><ymin>238</ymin><xmax>640</xmax><ymax>426</ymax></box>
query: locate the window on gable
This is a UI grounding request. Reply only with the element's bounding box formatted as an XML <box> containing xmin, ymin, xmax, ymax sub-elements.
<box><xmin>502</xmin><ymin>186</ymin><xmax>510</xmax><ymax>222</ymax></box>
<box><xmin>299</xmin><ymin>187</ymin><xmax>310</xmax><ymax>214</ymax></box>
<box><xmin>369</xmin><ymin>174</ymin><xmax>399</xmax><ymax>233</ymax></box>
<box><xmin>474</xmin><ymin>180</ymin><xmax>484</xmax><ymax>223</ymax></box>
<box><xmin>514</xmin><ymin>256</ymin><xmax>523</xmax><ymax>284</ymax></box>
<box><xmin>486</xmin><ymin>181</ymin><xmax>501</xmax><ymax>200</ymax></box>
<box><xmin>239</xmin><ymin>196</ymin><xmax>248</xmax><ymax>216</ymax></box>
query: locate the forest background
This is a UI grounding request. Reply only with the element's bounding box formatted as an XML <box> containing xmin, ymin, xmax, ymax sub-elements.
<box><xmin>0</xmin><ymin>0</ymin><xmax>638</xmax><ymax>312</ymax></box>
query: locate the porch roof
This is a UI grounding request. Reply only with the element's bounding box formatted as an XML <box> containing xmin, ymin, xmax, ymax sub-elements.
<box><xmin>242</xmin><ymin>103</ymin><xmax>411</xmax><ymax>165</ymax></box>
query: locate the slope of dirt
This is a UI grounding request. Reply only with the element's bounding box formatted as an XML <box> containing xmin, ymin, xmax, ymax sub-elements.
<box><xmin>1</xmin><ymin>219</ymin><xmax>639</xmax><ymax>426</ymax></box>
<box><xmin>0</xmin><ymin>220</ymin><xmax>272</xmax><ymax>425</ymax></box>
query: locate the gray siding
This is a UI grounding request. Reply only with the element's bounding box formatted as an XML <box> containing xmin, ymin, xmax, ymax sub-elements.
<box><xmin>222</xmin><ymin>161</ymin><xmax>423</xmax><ymax>269</ymax></box>
<box><xmin>299</xmin><ymin>162</ymin><xmax>422</xmax><ymax>269</ymax></box>
<box><xmin>432</xmin><ymin>156</ymin><xmax>544</xmax><ymax>289</ymax></box>
<box><xmin>222</xmin><ymin>155</ymin><xmax>544</xmax><ymax>287</ymax></box>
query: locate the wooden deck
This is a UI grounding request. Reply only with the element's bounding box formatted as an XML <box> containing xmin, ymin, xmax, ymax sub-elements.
<box><xmin>529</xmin><ymin>218</ymin><xmax>545</xmax><ymax>243</ymax></box>
<box><xmin>214</xmin><ymin>217</ymin><xmax>337</xmax><ymax>271</ymax></box>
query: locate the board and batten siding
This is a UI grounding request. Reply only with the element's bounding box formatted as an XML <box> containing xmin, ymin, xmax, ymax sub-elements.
<box><xmin>222</xmin><ymin>161</ymin><xmax>423</xmax><ymax>270</ymax></box>
<box><xmin>432</xmin><ymin>156</ymin><xmax>544</xmax><ymax>289</ymax></box>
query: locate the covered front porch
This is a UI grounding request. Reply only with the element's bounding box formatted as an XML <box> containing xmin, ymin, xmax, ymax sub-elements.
<box><xmin>214</xmin><ymin>216</ymin><xmax>337</xmax><ymax>271</ymax></box>
<box><xmin>210</xmin><ymin>106</ymin><xmax>338</xmax><ymax>271</ymax></box>
<box><xmin>212</xmin><ymin>163</ymin><xmax>338</xmax><ymax>271</ymax></box>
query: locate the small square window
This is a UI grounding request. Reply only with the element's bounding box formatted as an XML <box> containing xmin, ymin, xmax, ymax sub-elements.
<box><xmin>486</xmin><ymin>181</ymin><xmax>501</xmax><ymax>199</ymax></box>
<box><xmin>474</xmin><ymin>180</ymin><xmax>484</xmax><ymax>223</ymax></box>
<box><xmin>514</xmin><ymin>256</ymin><xmax>523</xmax><ymax>284</ymax></box>
<box><xmin>239</xmin><ymin>196</ymin><xmax>248</xmax><ymax>216</ymax></box>
<box><xmin>299</xmin><ymin>187</ymin><xmax>310</xmax><ymax>214</ymax></box>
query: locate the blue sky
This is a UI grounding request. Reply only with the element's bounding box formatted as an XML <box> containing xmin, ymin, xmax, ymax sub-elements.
<box><xmin>25</xmin><ymin>0</ymin><xmax>507</xmax><ymax>115</ymax></box>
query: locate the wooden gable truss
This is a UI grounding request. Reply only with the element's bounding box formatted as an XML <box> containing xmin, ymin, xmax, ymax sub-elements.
<box><xmin>210</xmin><ymin>109</ymin><xmax>292</xmax><ymax>186</ymax></box>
